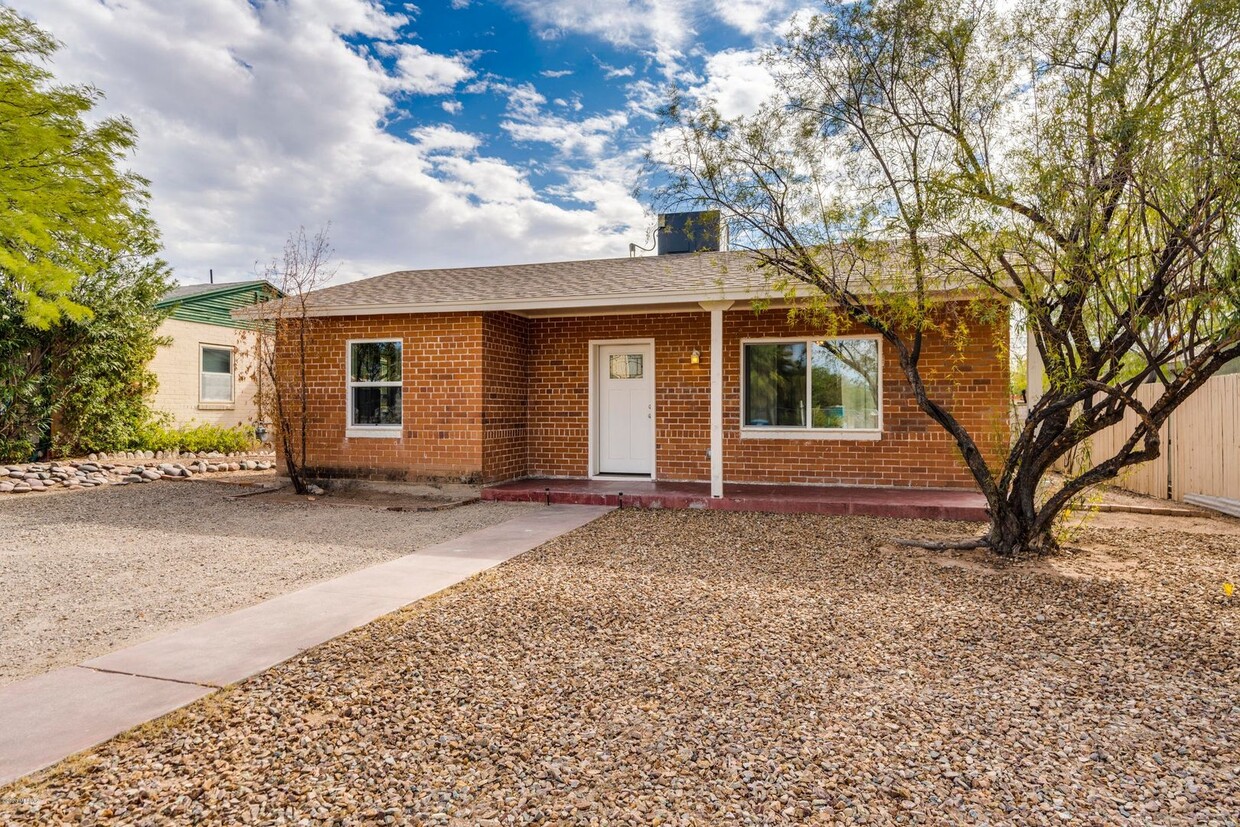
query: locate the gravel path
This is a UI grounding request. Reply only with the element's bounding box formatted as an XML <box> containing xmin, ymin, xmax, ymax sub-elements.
<box><xmin>0</xmin><ymin>481</ymin><xmax>534</xmax><ymax>685</ymax></box>
<box><xmin>2</xmin><ymin>509</ymin><xmax>1237</xmax><ymax>824</ymax></box>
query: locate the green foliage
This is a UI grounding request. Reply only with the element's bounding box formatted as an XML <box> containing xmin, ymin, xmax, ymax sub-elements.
<box><xmin>0</xmin><ymin>8</ymin><xmax>152</xmax><ymax>328</ymax></box>
<box><xmin>0</xmin><ymin>9</ymin><xmax>172</xmax><ymax>462</ymax></box>
<box><xmin>0</xmin><ymin>241</ymin><xmax>172</xmax><ymax>461</ymax></box>
<box><xmin>49</xmin><ymin>237</ymin><xmax>172</xmax><ymax>456</ymax></box>
<box><xmin>128</xmin><ymin>422</ymin><xmax>257</xmax><ymax>455</ymax></box>
<box><xmin>0</xmin><ymin>297</ymin><xmax>44</xmax><ymax>461</ymax></box>
<box><xmin>659</xmin><ymin>0</ymin><xmax>1240</xmax><ymax>555</ymax></box>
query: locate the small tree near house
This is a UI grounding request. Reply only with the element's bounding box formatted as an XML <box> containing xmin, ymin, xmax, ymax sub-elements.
<box><xmin>659</xmin><ymin>0</ymin><xmax>1240</xmax><ymax>556</ymax></box>
<box><xmin>252</xmin><ymin>227</ymin><xmax>336</xmax><ymax>495</ymax></box>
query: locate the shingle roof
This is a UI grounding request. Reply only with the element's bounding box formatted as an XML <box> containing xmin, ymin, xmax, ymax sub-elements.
<box><xmin>294</xmin><ymin>251</ymin><xmax>786</xmax><ymax>316</ymax></box>
<box><xmin>244</xmin><ymin>248</ymin><xmax>985</xmax><ymax>319</ymax></box>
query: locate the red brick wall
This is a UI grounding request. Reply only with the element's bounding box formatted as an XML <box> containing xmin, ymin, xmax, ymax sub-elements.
<box><xmin>481</xmin><ymin>312</ymin><xmax>530</xmax><ymax>483</ymax></box>
<box><xmin>721</xmin><ymin>304</ymin><xmax>1009</xmax><ymax>489</ymax></box>
<box><xmin>283</xmin><ymin>313</ymin><xmax>486</xmax><ymax>482</ymax></box>
<box><xmin>288</xmin><ymin>302</ymin><xmax>1008</xmax><ymax>490</ymax></box>
<box><xmin>527</xmin><ymin>313</ymin><xmax>711</xmax><ymax>480</ymax></box>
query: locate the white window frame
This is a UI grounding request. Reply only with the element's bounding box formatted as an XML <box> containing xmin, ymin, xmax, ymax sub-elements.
<box><xmin>198</xmin><ymin>344</ymin><xmax>235</xmax><ymax>408</ymax></box>
<box><xmin>346</xmin><ymin>338</ymin><xmax>403</xmax><ymax>438</ymax></box>
<box><xmin>739</xmin><ymin>334</ymin><xmax>883</xmax><ymax>441</ymax></box>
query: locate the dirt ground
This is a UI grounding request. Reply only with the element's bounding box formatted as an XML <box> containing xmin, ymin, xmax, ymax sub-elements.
<box><xmin>2</xmin><ymin>506</ymin><xmax>1235</xmax><ymax>825</ymax></box>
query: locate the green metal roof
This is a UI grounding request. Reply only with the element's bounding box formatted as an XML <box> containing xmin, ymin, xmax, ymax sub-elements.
<box><xmin>156</xmin><ymin>280</ymin><xmax>280</xmax><ymax>329</ymax></box>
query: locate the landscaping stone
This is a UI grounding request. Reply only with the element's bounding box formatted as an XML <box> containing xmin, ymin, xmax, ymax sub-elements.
<box><xmin>1</xmin><ymin>485</ymin><xmax>531</xmax><ymax>692</ymax></box>
<box><xmin>0</xmin><ymin>450</ymin><xmax>277</xmax><ymax>497</ymax></box>
<box><xmin>11</xmin><ymin>483</ymin><xmax>30</xmax><ymax>493</ymax></box>
<box><xmin>0</xmin><ymin>482</ymin><xmax>12</xmax><ymax>493</ymax></box>
<box><xmin>1</xmin><ymin>509</ymin><xmax>1237</xmax><ymax>823</ymax></box>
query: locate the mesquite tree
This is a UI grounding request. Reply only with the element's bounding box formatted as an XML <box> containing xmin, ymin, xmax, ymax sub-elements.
<box><xmin>660</xmin><ymin>0</ymin><xmax>1240</xmax><ymax>556</ymax></box>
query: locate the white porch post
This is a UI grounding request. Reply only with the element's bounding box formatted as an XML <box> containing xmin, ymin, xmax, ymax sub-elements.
<box><xmin>1026</xmin><ymin>325</ymin><xmax>1044</xmax><ymax>406</ymax></box>
<box><xmin>700</xmin><ymin>300</ymin><xmax>734</xmax><ymax>498</ymax></box>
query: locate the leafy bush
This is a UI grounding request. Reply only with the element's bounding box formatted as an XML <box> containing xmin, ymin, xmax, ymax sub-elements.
<box><xmin>127</xmin><ymin>422</ymin><xmax>257</xmax><ymax>454</ymax></box>
<box><xmin>0</xmin><ymin>8</ymin><xmax>171</xmax><ymax>463</ymax></box>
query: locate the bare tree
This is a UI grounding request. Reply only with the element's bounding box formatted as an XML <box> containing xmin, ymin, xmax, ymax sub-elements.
<box><xmin>660</xmin><ymin>0</ymin><xmax>1240</xmax><ymax>556</ymax></box>
<box><xmin>253</xmin><ymin>227</ymin><xmax>336</xmax><ymax>495</ymax></box>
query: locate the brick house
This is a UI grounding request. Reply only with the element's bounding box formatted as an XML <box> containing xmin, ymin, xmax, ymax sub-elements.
<box><xmin>275</xmin><ymin>217</ymin><xmax>1010</xmax><ymax>501</ymax></box>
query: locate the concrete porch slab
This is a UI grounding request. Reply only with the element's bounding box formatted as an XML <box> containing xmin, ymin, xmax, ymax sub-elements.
<box><xmin>1</xmin><ymin>504</ymin><xmax>611</xmax><ymax>788</ymax></box>
<box><xmin>483</xmin><ymin>479</ymin><xmax>989</xmax><ymax>522</ymax></box>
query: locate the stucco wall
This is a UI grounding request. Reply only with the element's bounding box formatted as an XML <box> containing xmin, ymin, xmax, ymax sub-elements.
<box><xmin>149</xmin><ymin>318</ymin><xmax>259</xmax><ymax>427</ymax></box>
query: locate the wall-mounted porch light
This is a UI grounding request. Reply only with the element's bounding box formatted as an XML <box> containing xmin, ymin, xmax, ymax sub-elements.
<box><xmin>691</xmin><ymin>348</ymin><xmax>701</xmax><ymax>365</ymax></box>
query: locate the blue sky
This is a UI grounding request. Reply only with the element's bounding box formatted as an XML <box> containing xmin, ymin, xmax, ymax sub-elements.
<box><xmin>18</xmin><ymin>1</ymin><xmax>798</xmax><ymax>285</ymax></box>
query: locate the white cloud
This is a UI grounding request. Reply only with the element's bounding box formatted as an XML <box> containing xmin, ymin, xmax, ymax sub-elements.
<box><xmin>500</xmin><ymin>0</ymin><xmax>800</xmax><ymax>78</ymax></box>
<box><xmin>599</xmin><ymin>62</ymin><xmax>635</xmax><ymax>79</ymax></box>
<box><xmin>411</xmin><ymin>124</ymin><xmax>481</xmax><ymax>155</ymax></box>
<box><xmin>14</xmin><ymin>0</ymin><xmax>647</xmax><ymax>284</ymax></box>
<box><xmin>711</xmin><ymin>0</ymin><xmax>794</xmax><ymax>36</ymax></box>
<box><xmin>540</xmin><ymin>68</ymin><xmax>574</xmax><ymax>78</ymax></box>
<box><xmin>503</xmin><ymin>112</ymin><xmax>630</xmax><ymax>158</ymax></box>
<box><xmin>502</xmin><ymin>0</ymin><xmax>697</xmax><ymax>77</ymax></box>
<box><xmin>694</xmin><ymin>48</ymin><xmax>777</xmax><ymax>118</ymax></box>
<box><xmin>441</xmin><ymin>99</ymin><xmax>463</xmax><ymax>114</ymax></box>
<box><xmin>376</xmin><ymin>42</ymin><xmax>475</xmax><ymax>95</ymax></box>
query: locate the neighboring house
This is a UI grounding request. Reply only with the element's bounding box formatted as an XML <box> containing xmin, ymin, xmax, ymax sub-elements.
<box><xmin>150</xmin><ymin>280</ymin><xmax>276</xmax><ymax>427</ymax></box>
<box><xmin>266</xmin><ymin>214</ymin><xmax>1010</xmax><ymax>495</ymax></box>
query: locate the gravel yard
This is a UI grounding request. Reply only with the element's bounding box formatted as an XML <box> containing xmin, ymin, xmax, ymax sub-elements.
<box><xmin>0</xmin><ymin>480</ymin><xmax>534</xmax><ymax>685</ymax></box>
<box><xmin>2</xmin><ymin>508</ymin><xmax>1238</xmax><ymax>824</ymax></box>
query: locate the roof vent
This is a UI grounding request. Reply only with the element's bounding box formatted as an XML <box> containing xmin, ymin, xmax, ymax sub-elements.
<box><xmin>656</xmin><ymin>210</ymin><xmax>722</xmax><ymax>255</ymax></box>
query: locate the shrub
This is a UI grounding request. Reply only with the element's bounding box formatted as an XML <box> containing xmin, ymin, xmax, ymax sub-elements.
<box><xmin>127</xmin><ymin>422</ymin><xmax>257</xmax><ymax>455</ymax></box>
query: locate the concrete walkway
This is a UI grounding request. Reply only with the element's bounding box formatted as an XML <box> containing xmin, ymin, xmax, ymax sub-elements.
<box><xmin>0</xmin><ymin>504</ymin><xmax>611</xmax><ymax>787</ymax></box>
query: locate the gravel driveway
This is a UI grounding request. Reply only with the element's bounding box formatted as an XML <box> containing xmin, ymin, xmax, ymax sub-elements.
<box><xmin>2</xmin><ymin>509</ymin><xmax>1237</xmax><ymax>824</ymax></box>
<box><xmin>0</xmin><ymin>480</ymin><xmax>533</xmax><ymax>685</ymax></box>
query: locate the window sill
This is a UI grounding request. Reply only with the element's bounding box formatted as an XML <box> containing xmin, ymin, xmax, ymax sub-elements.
<box><xmin>740</xmin><ymin>427</ymin><xmax>882</xmax><ymax>441</ymax></box>
<box><xmin>346</xmin><ymin>426</ymin><xmax>403</xmax><ymax>439</ymax></box>
<box><xmin>198</xmin><ymin>403</ymin><xmax>235</xmax><ymax>411</ymax></box>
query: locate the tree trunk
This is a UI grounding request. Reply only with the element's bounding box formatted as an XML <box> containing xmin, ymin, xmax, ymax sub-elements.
<box><xmin>985</xmin><ymin>496</ymin><xmax>1060</xmax><ymax>558</ymax></box>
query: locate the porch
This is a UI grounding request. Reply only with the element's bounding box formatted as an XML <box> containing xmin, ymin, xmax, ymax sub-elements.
<box><xmin>482</xmin><ymin>478</ymin><xmax>989</xmax><ymax>521</ymax></box>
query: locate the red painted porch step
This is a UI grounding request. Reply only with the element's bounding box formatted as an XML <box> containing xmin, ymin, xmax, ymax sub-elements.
<box><xmin>483</xmin><ymin>479</ymin><xmax>988</xmax><ymax>522</ymax></box>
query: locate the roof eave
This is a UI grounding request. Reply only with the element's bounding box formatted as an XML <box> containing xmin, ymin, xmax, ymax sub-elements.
<box><xmin>232</xmin><ymin>283</ymin><xmax>998</xmax><ymax>321</ymax></box>
<box><xmin>233</xmin><ymin>287</ymin><xmax>783</xmax><ymax>319</ymax></box>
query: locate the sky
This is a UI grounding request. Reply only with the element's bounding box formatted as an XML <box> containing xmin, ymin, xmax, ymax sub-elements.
<box><xmin>16</xmin><ymin>0</ymin><xmax>801</xmax><ymax>287</ymax></box>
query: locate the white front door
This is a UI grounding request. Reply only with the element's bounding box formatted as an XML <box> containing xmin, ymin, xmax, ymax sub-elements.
<box><xmin>597</xmin><ymin>343</ymin><xmax>654</xmax><ymax>475</ymax></box>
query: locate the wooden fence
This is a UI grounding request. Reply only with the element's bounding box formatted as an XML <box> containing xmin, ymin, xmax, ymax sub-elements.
<box><xmin>1060</xmin><ymin>373</ymin><xmax>1240</xmax><ymax>502</ymax></box>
